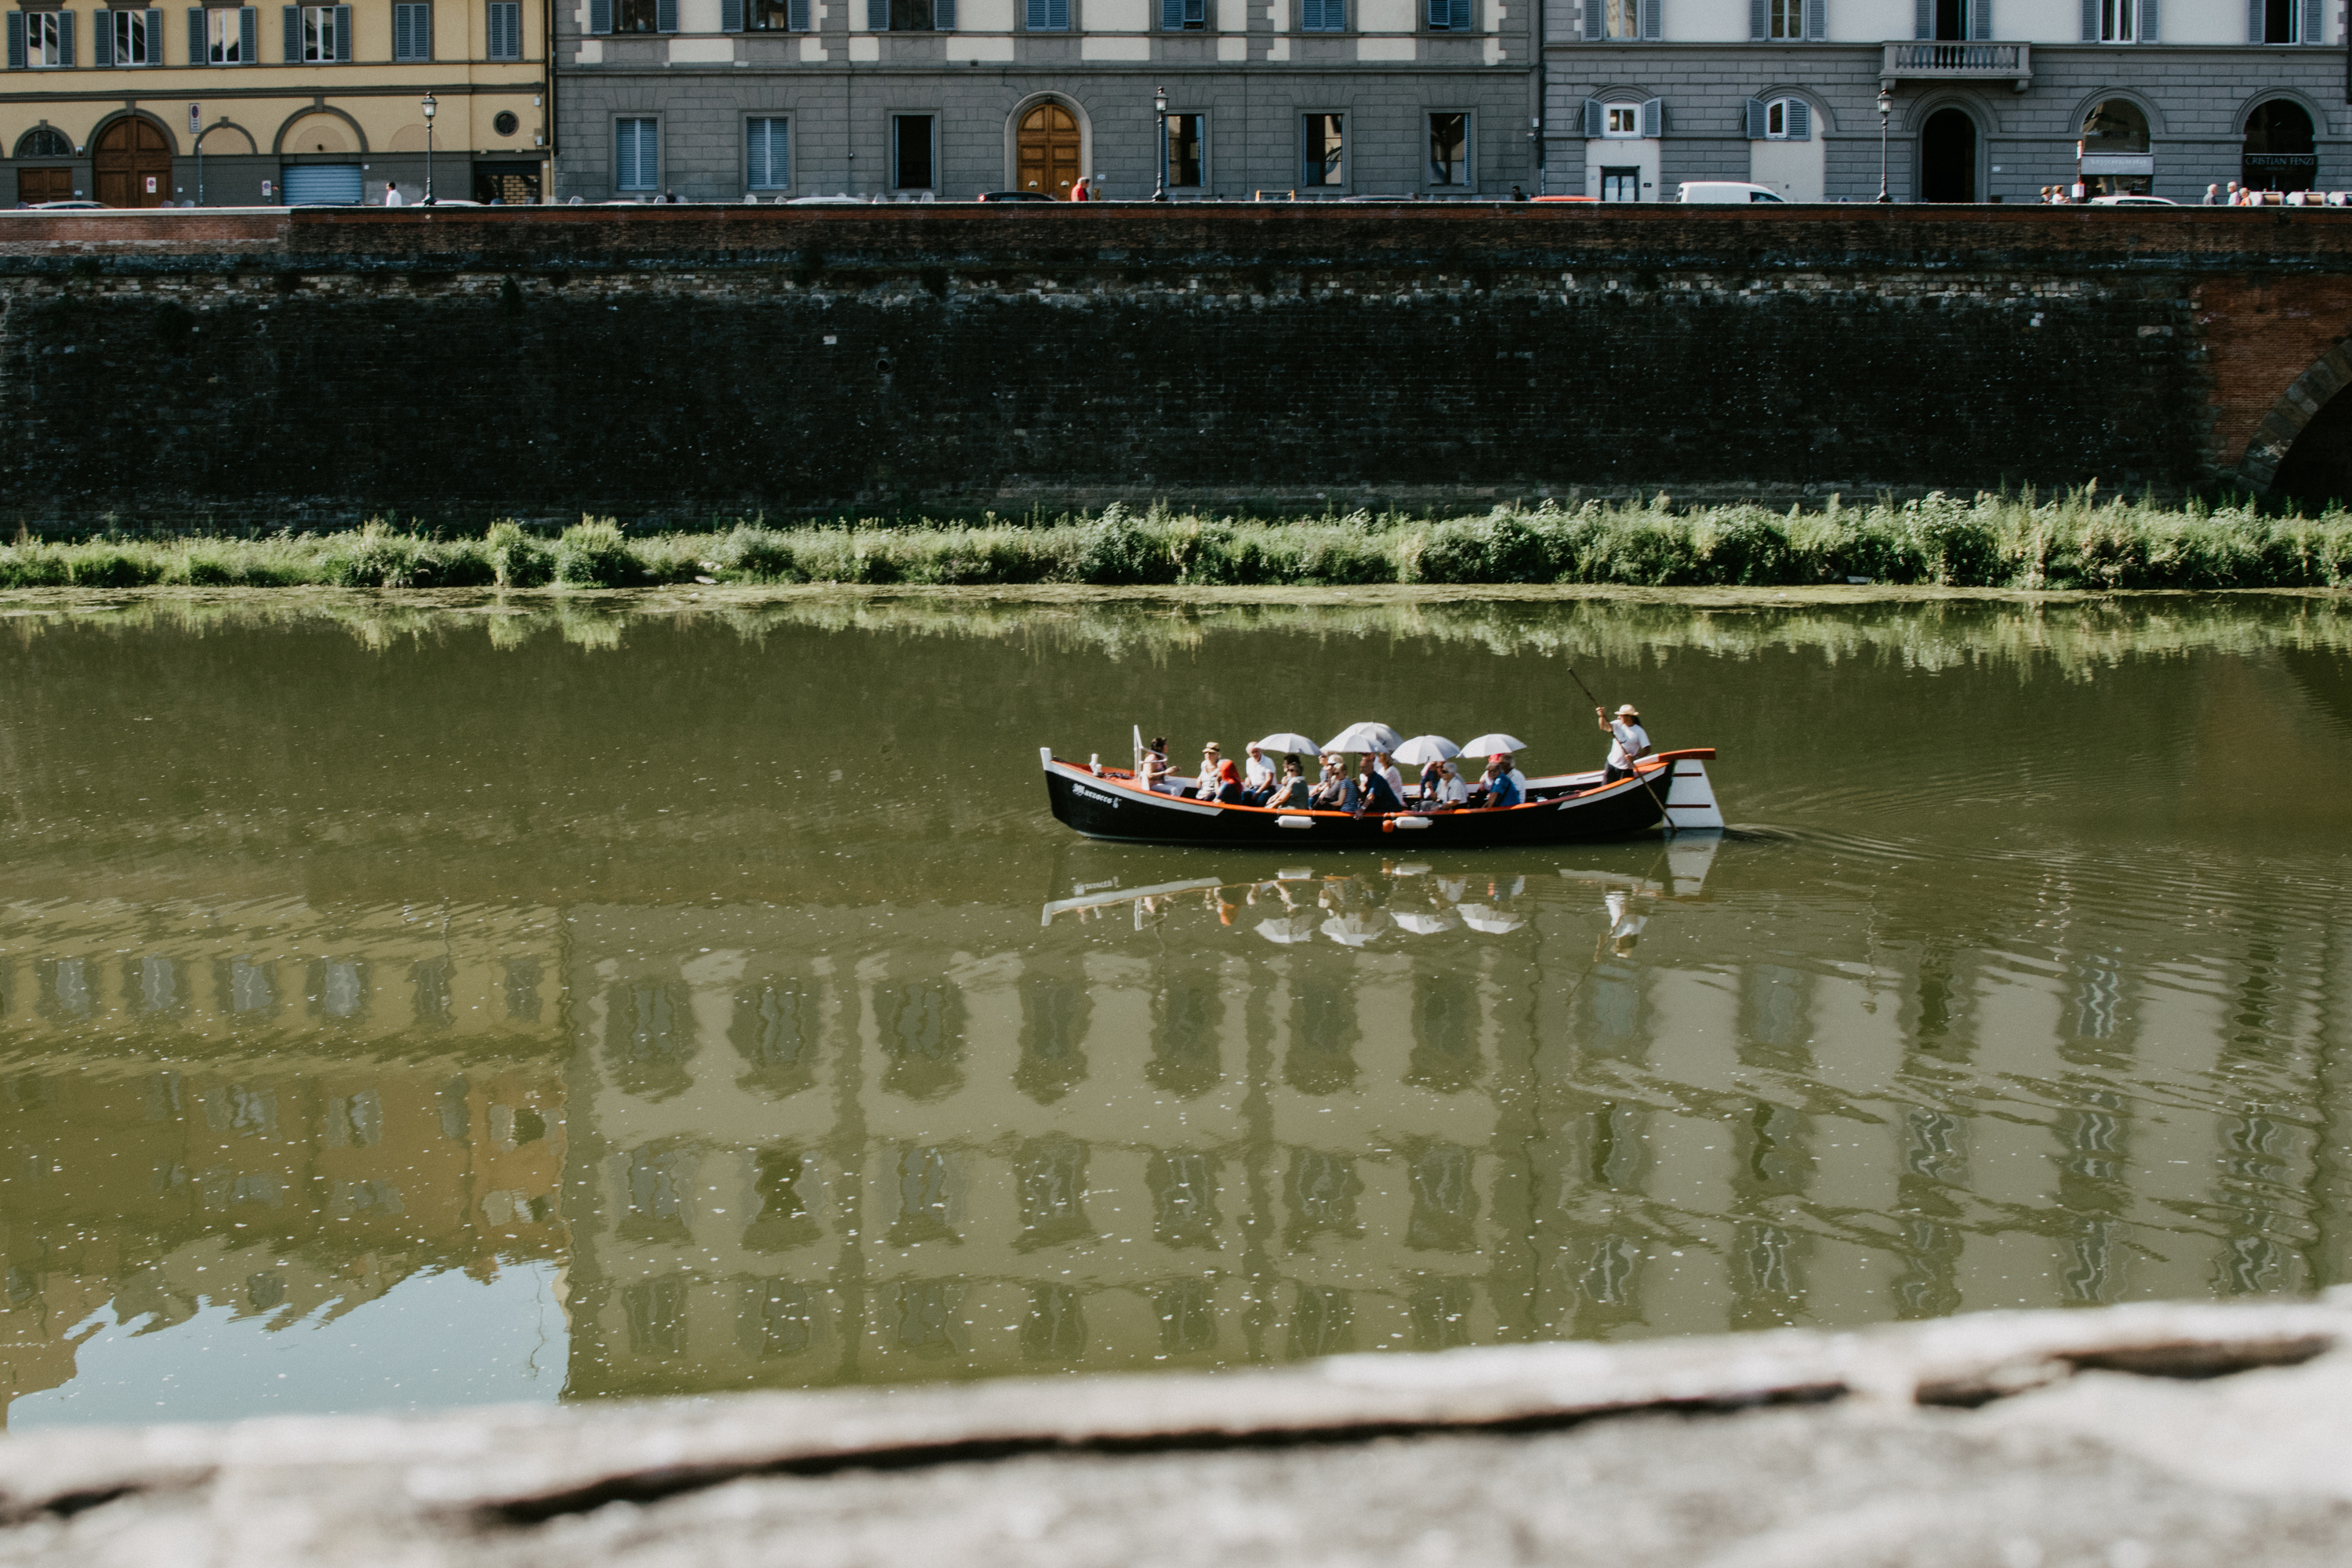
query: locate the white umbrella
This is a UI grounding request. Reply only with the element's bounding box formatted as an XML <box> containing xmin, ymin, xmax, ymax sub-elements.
<box><xmin>1459</xmin><ymin>906</ymin><xmax>1526</xmax><ymax>934</ymax></box>
<box><xmin>1459</xmin><ymin>732</ymin><xmax>1529</xmax><ymax>757</ymax></box>
<box><xmin>1254</xmin><ymin>916</ymin><xmax>1316</xmax><ymax>945</ymax></box>
<box><xmin>1320</xmin><ymin>911</ymin><xmax>1391</xmax><ymax>948</ymax></box>
<box><xmin>1392</xmin><ymin>909</ymin><xmax>1461</xmax><ymax>935</ymax></box>
<box><xmin>1323</xmin><ymin>720</ymin><xmax>1403</xmax><ymax>754</ymax></box>
<box><xmin>1392</xmin><ymin>735</ymin><xmax>1459</xmax><ymax>766</ymax></box>
<box><xmin>1253</xmin><ymin>732</ymin><xmax>1322</xmax><ymax>757</ymax></box>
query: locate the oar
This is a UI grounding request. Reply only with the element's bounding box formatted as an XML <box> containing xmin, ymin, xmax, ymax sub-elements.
<box><xmin>1559</xmin><ymin>661</ymin><xmax>1677</xmax><ymax>837</ymax></box>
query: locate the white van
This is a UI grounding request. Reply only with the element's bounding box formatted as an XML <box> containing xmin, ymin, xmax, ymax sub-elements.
<box><xmin>1677</xmin><ymin>182</ymin><xmax>1788</xmax><ymax>204</ymax></box>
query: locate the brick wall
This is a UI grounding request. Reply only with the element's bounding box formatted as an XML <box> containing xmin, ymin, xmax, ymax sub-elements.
<box><xmin>0</xmin><ymin>204</ymin><xmax>2343</xmax><ymax>530</ymax></box>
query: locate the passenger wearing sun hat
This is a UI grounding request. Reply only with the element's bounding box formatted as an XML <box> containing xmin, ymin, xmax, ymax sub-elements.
<box><xmin>1597</xmin><ymin>702</ymin><xmax>1650</xmax><ymax>783</ymax></box>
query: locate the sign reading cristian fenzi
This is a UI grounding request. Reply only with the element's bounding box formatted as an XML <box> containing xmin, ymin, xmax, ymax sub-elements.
<box><xmin>188</xmin><ymin>102</ymin><xmax>200</xmax><ymax>136</ymax></box>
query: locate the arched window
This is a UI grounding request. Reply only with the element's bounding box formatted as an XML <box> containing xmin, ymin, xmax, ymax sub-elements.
<box><xmin>15</xmin><ymin>126</ymin><xmax>72</xmax><ymax>159</ymax></box>
<box><xmin>2081</xmin><ymin>99</ymin><xmax>2151</xmax><ymax>196</ymax></box>
<box><xmin>2244</xmin><ymin>99</ymin><xmax>2316</xmax><ymax>192</ymax></box>
<box><xmin>1762</xmin><ymin>96</ymin><xmax>1811</xmax><ymax>140</ymax></box>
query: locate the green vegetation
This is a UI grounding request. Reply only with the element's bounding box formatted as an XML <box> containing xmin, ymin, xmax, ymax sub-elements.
<box><xmin>5</xmin><ymin>492</ymin><xmax>2351</xmax><ymax>592</ymax></box>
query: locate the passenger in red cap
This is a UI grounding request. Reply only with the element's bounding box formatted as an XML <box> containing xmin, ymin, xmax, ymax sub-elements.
<box><xmin>1480</xmin><ymin>753</ymin><xmax>1523</xmax><ymax>808</ymax></box>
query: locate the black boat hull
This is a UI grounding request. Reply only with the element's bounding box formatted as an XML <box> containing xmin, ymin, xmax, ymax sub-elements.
<box><xmin>1040</xmin><ymin>751</ymin><xmax>1715</xmax><ymax>848</ymax></box>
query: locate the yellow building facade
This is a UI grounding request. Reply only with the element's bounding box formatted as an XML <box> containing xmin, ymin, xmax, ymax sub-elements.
<box><xmin>2</xmin><ymin>0</ymin><xmax>548</xmax><ymax>206</ymax></box>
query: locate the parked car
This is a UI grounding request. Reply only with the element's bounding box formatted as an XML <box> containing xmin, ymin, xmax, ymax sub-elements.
<box><xmin>2090</xmin><ymin>194</ymin><xmax>2177</xmax><ymax>206</ymax></box>
<box><xmin>977</xmin><ymin>190</ymin><xmax>1056</xmax><ymax>202</ymax></box>
<box><xmin>28</xmin><ymin>199</ymin><xmax>106</xmax><ymax>210</ymax></box>
<box><xmin>1678</xmin><ymin>181</ymin><xmax>1788</xmax><ymax>204</ymax></box>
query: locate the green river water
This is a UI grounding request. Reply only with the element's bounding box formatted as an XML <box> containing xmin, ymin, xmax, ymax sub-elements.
<box><xmin>0</xmin><ymin>589</ymin><xmax>2347</xmax><ymax>1428</ymax></box>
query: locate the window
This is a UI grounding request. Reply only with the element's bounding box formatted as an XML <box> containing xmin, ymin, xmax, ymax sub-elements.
<box><xmin>1302</xmin><ymin>112</ymin><xmax>1343</xmax><ymax>185</ymax></box>
<box><xmin>746</xmin><ymin>115</ymin><xmax>788</xmax><ymax>189</ymax></box>
<box><xmin>1025</xmin><ymin>0</ymin><xmax>1069</xmax><ymax>26</ymax></box>
<box><xmin>1766</xmin><ymin>0</ymin><xmax>1796</xmax><ymax>35</ymax></box>
<box><xmin>15</xmin><ymin>125</ymin><xmax>71</xmax><ymax>156</ymax></box>
<box><xmin>2099</xmin><ymin>0</ymin><xmax>2132</xmax><ymax>39</ymax></box>
<box><xmin>1160</xmin><ymin>0</ymin><xmax>1205</xmax><ymax>28</ymax></box>
<box><xmin>1605</xmin><ymin>104</ymin><xmax>1641</xmax><ymax>136</ymax></box>
<box><xmin>865</xmin><ymin>0</ymin><xmax>954</xmax><ymax>27</ymax></box>
<box><xmin>1167</xmin><ymin>111</ymin><xmax>1203</xmax><ymax>187</ymax></box>
<box><xmin>487</xmin><ymin>0</ymin><xmax>521</xmax><ymax>55</ymax></box>
<box><xmin>393</xmin><ymin>2</ymin><xmax>430</xmax><ymax>60</ymax></box>
<box><xmin>1428</xmin><ymin>111</ymin><xmax>1468</xmax><ymax>184</ymax></box>
<box><xmin>891</xmin><ymin>114</ymin><xmax>933</xmax><ymax>189</ymax></box>
<box><xmin>102</xmin><ymin>9</ymin><xmax>162</xmax><ymax>65</ymax></box>
<box><xmin>615</xmin><ymin>117</ymin><xmax>657</xmax><ymax>191</ymax></box>
<box><xmin>1425</xmin><ymin>0</ymin><xmax>1469</xmax><ymax>27</ymax></box>
<box><xmin>609</xmin><ymin>0</ymin><xmax>666</xmax><ymax>32</ymax></box>
<box><xmin>293</xmin><ymin>5</ymin><xmax>350</xmax><ymax>60</ymax></box>
<box><xmin>9</xmin><ymin>9</ymin><xmax>74</xmax><ymax>67</ymax></box>
<box><xmin>1299</xmin><ymin>0</ymin><xmax>1345</xmax><ymax>30</ymax></box>
<box><xmin>1755</xmin><ymin>95</ymin><xmax>1809</xmax><ymax>139</ymax></box>
<box><xmin>746</xmin><ymin>0</ymin><xmax>807</xmax><ymax>27</ymax></box>
<box><xmin>2256</xmin><ymin>0</ymin><xmax>2318</xmax><ymax>42</ymax></box>
<box><xmin>1587</xmin><ymin>0</ymin><xmax>1655</xmax><ymax>39</ymax></box>
<box><xmin>201</xmin><ymin>6</ymin><xmax>257</xmax><ymax>62</ymax></box>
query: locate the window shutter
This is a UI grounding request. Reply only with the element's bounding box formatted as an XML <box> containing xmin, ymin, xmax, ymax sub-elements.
<box><xmin>239</xmin><ymin>5</ymin><xmax>256</xmax><ymax>57</ymax></box>
<box><xmin>1329</xmin><ymin>0</ymin><xmax>1345</xmax><ymax>27</ymax></box>
<box><xmin>2079</xmin><ymin>0</ymin><xmax>2094</xmax><ymax>37</ymax></box>
<box><xmin>721</xmin><ymin>0</ymin><xmax>742</xmax><ymax>26</ymax></box>
<box><xmin>1743</xmin><ymin>97</ymin><xmax>1765</xmax><ymax>138</ymax></box>
<box><xmin>1163</xmin><ymin>0</ymin><xmax>1182</xmax><ymax>25</ymax></box>
<box><xmin>1581</xmin><ymin>96</ymin><xmax>1602</xmax><ymax>136</ymax></box>
<box><xmin>420</xmin><ymin>2</ymin><xmax>433</xmax><ymax>56</ymax></box>
<box><xmin>1027</xmin><ymin>0</ymin><xmax>1044</xmax><ymax>24</ymax></box>
<box><xmin>1301</xmin><ymin>0</ymin><xmax>1321</xmax><ymax>27</ymax></box>
<box><xmin>334</xmin><ymin>4</ymin><xmax>350</xmax><ymax>56</ymax></box>
<box><xmin>282</xmin><ymin>3</ymin><xmax>299</xmax><ymax>58</ymax></box>
<box><xmin>1786</xmin><ymin>98</ymin><xmax>1809</xmax><ymax>138</ymax></box>
<box><xmin>2302</xmin><ymin>0</ymin><xmax>2320</xmax><ymax>40</ymax></box>
<box><xmin>656</xmin><ymin>0</ymin><xmax>677</xmax><ymax>29</ymax></box>
<box><xmin>2139</xmin><ymin>0</ymin><xmax>2156</xmax><ymax>39</ymax></box>
<box><xmin>394</xmin><ymin>4</ymin><xmax>410</xmax><ymax>58</ymax></box>
<box><xmin>1969</xmin><ymin>0</ymin><xmax>1987</xmax><ymax>37</ymax></box>
<box><xmin>2247</xmin><ymin>0</ymin><xmax>2262</xmax><ymax>40</ymax></box>
<box><xmin>1639</xmin><ymin>96</ymin><xmax>1661</xmax><ymax>136</ymax></box>
<box><xmin>1450</xmin><ymin>0</ymin><xmax>1468</xmax><ymax>25</ymax></box>
<box><xmin>188</xmin><ymin>5</ymin><xmax>205</xmax><ymax>61</ymax></box>
<box><xmin>1426</xmin><ymin>0</ymin><xmax>1443</xmax><ymax>24</ymax></box>
<box><xmin>1639</xmin><ymin>0</ymin><xmax>1658</xmax><ymax>38</ymax></box>
<box><xmin>1747</xmin><ymin>0</ymin><xmax>1762</xmax><ymax>38</ymax></box>
<box><xmin>866</xmin><ymin>0</ymin><xmax>887</xmax><ymax>28</ymax></box>
<box><xmin>935</xmin><ymin>0</ymin><xmax>953</xmax><ymax>27</ymax></box>
<box><xmin>94</xmin><ymin>13</ymin><xmax>113</xmax><ymax>66</ymax></box>
<box><xmin>1582</xmin><ymin>0</ymin><xmax>1601</xmax><ymax>37</ymax></box>
<box><xmin>1914</xmin><ymin>0</ymin><xmax>1928</xmax><ymax>37</ymax></box>
<box><xmin>1047</xmin><ymin>0</ymin><xmax>1066</xmax><ymax>22</ymax></box>
<box><xmin>787</xmin><ymin>0</ymin><xmax>808</xmax><ymax>24</ymax></box>
<box><xmin>5</xmin><ymin>12</ymin><xmax>21</xmax><ymax>70</ymax></box>
<box><xmin>144</xmin><ymin>8</ymin><xmax>160</xmax><ymax>60</ymax></box>
<box><xmin>56</xmin><ymin>9</ymin><xmax>71</xmax><ymax>64</ymax></box>
<box><xmin>1803</xmin><ymin>0</ymin><xmax>1822</xmax><ymax>37</ymax></box>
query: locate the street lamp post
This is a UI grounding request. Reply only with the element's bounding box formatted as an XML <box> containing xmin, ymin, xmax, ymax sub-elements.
<box><xmin>1876</xmin><ymin>87</ymin><xmax>1893</xmax><ymax>203</ymax></box>
<box><xmin>1152</xmin><ymin>85</ymin><xmax>1169</xmax><ymax>202</ymax></box>
<box><xmin>422</xmin><ymin>93</ymin><xmax>437</xmax><ymax>205</ymax></box>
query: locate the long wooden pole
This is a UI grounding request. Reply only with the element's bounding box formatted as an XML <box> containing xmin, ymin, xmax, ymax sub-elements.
<box><xmin>1561</xmin><ymin>662</ymin><xmax>1677</xmax><ymax>837</ymax></box>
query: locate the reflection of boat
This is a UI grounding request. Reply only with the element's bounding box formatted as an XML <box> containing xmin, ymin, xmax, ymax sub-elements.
<box><xmin>1039</xmin><ymin>747</ymin><xmax>1725</xmax><ymax>848</ymax></box>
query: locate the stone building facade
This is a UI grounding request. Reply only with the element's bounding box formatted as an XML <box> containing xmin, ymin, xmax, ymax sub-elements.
<box><xmin>0</xmin><ymin>0</ymin><xmax>550</xmax><ymax>207</ymax></box>
<box><xmin>1540</xmin><ymin>0</ymin><xmax>2349</xmax><ymax>204</ymax></box>
<box><xmin>550</xmin><ymin>0</ymin><xmax>2343</xmax><ymax>204</ymax></box>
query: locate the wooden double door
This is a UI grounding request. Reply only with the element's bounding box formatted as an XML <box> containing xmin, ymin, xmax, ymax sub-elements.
<box><xmin>94</xmin><ymin>118</ymin><xmax>172</xmax><ymax>208</ymax></box>
<box><xmin>16</xmin><ymin>168</ymin><xmax>73</xmax><ymax>205</ymax></box>
<box><xmin>1016</xmin><ymin>103</ymin><xmax>1081</xmax><ymax>198</ymax></box>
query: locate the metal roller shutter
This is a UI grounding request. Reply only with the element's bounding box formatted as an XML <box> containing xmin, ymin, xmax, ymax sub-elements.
<box><xmin>281</xmin><ymin>163</ymin><xmax>364</xmax><ymax>204</ymax></box>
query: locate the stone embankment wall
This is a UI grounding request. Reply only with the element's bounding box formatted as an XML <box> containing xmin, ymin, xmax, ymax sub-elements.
<box><xmin>0</xmin><ymin>205</ymin><xmax>2347</xmax><ymax>529</ymax></box>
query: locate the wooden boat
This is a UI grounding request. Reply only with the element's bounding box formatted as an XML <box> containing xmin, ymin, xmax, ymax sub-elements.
<box><xmin>1039</xmin><ymin>746</ymin><xmax>1725</xmax><ymax>848</ymax></box>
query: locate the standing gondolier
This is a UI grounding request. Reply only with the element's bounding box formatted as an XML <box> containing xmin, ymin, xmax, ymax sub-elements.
<box><xmin>1597</xmin><ymin>704</ymin><xmax>1650</xmax><ymax>783</ymax></box>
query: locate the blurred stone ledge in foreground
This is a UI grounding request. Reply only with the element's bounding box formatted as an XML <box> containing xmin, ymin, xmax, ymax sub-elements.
<box><xmin>7</xmin><ymin>1294</ymin><xmax>2352</xmax><ymax>1566</ymax></box>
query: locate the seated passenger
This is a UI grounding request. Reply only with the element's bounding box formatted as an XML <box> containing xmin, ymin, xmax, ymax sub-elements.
<box><xmin>1346</xmin><ymin>754</ymin><xmax>1404</xmax><ymax>816</ymax></box>
<box><xmin>1265</xmin><ymin>757</ymin><xmax>1312</xmax><ymax>810</ymax></box>
<box><xmin>1376</xmin><ymin>751</ymin><xmax>1406</xmax><ymax>800</ymax></box>
<box><xmin>1140</xmin><ymin>737</ymin><xmax>1171</xmax><ymax>793</ymax></box>
<box><xmin>1214</xmin><ymin>758</ymin><xmax>1246</xmax><ymax>804</ymax></box>
<box><xmin>1424</xmin><ymin>758</ymin><xmax>1468</xmax><ymax>808</ymax></box>
<box><xmin>1309</xmin><ymin>755</ymin><xmax>1348</xmax><ymax>808</ymax></box>
<box><xmin>1192</xmin><ymin>742</ymin><xmax>1225</xmax><ymax>799</ymax></box>
<box><xmin>1243</xmin><ymin>742</ymin><xmax>1276</xmax><ymax>802</ymax></box>
<box><xmin>1479</xmin><ymin>753</ymin><xmax>1522</xmax><ymax>809</ymax></box>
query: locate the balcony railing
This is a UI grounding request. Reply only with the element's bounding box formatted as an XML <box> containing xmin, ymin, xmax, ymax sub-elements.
<box><xmin>1881</xmin><ymin>41</ymin><xmax>2031</xmax><ymax>91</ymax></box>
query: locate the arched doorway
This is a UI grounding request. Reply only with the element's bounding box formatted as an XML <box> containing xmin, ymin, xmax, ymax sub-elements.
<box><xmin>94</xmin><ymin>118</ymin><xmax>172</xmax><ymax>208</ymax></box>
<box><xmin>2242</xmin><ymin>100</ymin><xmax>2315</xmax><ymax>194</ymax></box>
<box><xmin>1016</xmin><ymin>102</ymin><xmax>1081</xmax><ymax>198</ymax></box>
<box><xmin>2079</xmin><ymin>99</ymin><xmax>2151</xmax><ymax>197</ymax></box>
<box><xmin>1919</xmin><ymin>108</ymin><xmax>1975</xmax><ymax>202</ymax></box>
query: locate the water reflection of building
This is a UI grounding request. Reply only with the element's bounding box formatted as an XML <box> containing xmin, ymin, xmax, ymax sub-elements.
<box><xmin>0</xmin><ymin>902</ymin><xmax>568</xmax><ymax>1423</ymax></box>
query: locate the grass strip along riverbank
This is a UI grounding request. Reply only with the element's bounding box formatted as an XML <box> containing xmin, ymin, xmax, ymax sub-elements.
<box><xmin>7</xmin><ymin>492</ymin><xmax>2352</xmax><ymax>592</ymax></box>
